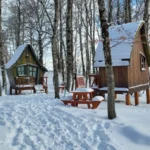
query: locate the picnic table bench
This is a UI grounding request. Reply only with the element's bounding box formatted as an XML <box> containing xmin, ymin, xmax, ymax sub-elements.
<box><xmin>61</xmin><ymin>88</ymin><xmax>104</xmax><ymax>109</ymax></box>
<box><xmin>61</xmin><ymin>99</ymin><xmax>103</xmax><ymax>109</ymax></box>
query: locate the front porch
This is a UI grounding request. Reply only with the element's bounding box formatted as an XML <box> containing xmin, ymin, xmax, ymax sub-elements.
<box><xmin>10</xmin><ymin>76</ymin><xmax>48</xmax><ymax>95</ymax></box>
<box><xmin>89</xmin><ymin>74</ymin><xmax>150</xmax><ymax>105</ymax></box>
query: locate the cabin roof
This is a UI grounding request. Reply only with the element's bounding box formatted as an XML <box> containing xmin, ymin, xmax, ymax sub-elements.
<box><xmin>94</xmin><ymin>21</ymin><xmax>150</xmax><ymax>67</ymax></box>
<box><xmin>5</xmin><ymin>44</ymin><xmax>48</xmax><ymax>71</ymax></box>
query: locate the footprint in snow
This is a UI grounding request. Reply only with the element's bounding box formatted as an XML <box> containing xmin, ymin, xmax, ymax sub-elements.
<box><xmin>12</xmin><ymin>127</ymin><xmax>23</xmax><ymax>146</ymax></box>
<box><xmin>104</xmin><ymin>122</ymin><xmax>111</xmax><ymax>129</ymax></box>
<box><xmin>0</xmin><ymin>117</ymin><xmax>6</xmax><ymax>126</ymax></box>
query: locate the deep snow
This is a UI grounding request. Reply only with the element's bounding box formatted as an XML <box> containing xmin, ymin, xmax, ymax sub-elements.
<box><xmin>0</xmin><ymin>71</ymin><xmax>150</xmax><ymax>150</ymax></box>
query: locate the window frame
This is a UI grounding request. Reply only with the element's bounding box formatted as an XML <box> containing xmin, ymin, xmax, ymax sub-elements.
<box><xmin>140</xmin><ymin>53</ymin><xmax>146</xmax><ymax>71</ymax></box>
<box><xmin>17</xmin><ymin>65</ymin><xmax>27</xmax><ymax>76</ymax></box>
<box><xmin>28</xmin><ymin>65</ymin><xmax>37</xmax><ymax>77</ymax></box>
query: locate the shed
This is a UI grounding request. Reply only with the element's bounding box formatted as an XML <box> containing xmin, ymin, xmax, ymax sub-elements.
<box><xmin>93</xmin><ymin>21</ymin><xmax>150</xmax><ymax>105</ymax></box>
<box><xmin>5</xmin><ymin>44</ymin><xmax>48</xmax><ymax>94</ymax></box>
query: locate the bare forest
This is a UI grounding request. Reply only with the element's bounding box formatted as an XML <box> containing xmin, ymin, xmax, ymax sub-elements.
<box><xmin>0</xmin><ymin>0</ymin><xmax>149</xmax><ymax>118</ymax></box>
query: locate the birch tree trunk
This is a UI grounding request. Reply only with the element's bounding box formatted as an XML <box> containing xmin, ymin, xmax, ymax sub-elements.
<box><xmin>108</xmin><ymin>0</ymin><xmax>113</xmax><ymax>24</ymax></box>
<box><xmin>0</xmin><ymin>0</ymin><xmax>6</xmax><ymax>96</ymax></box>
<box><xmin>16</xmin><ymin>0</ymin><xmax>21</xmax><ymax>47</ymax></box>
<box><xmin>38</xmin><ymin>31</ymin><xmax>43</xmax><ymax>65</ymax></box>
<box><xmin>84</xmin><ymin>1</ymin><xmax>90</xmax><ymax>85</ymax></box>
<box><xmin>116</xmin><ymin>0</ymin><xmax>120</xmax><ymax>25</ymax></box>
<box><xmin>124</xmin><ymin>0</ymin><xmax>132</xmax><ymax>23</ymax></box>
<box><xmin>128</xmin><ymin>0</ymin><xmax>132</xmax><ymax>22</ymax></box>
<box><xmin>143</xmin><ymin>0</ymin><xmax>150</xmax><ymax>34</ymax></box>
<box><xmin>79</xmin><ymin>24</ymin><xmax>85</xmax><ymax>76</ymax></box>
<box><xmin>66</xmin><ymin>0</ymin><xmax>73</xmax><ymax>91</ymax></box>
<box><xmin>97</xmin><ymin>0</ymin><xmax>116</xmax><ymax>119</ymax></box>
<box><xmin>52</xmin><ymin>0</ymin><xmax>59</xmax><ymax>98</ymax></box>
<box><xmin>59</xmin><ymin>0</ymin><xmax>65</xmax><ymax>81</ymax></box>
<box><xmin>37</xmin><ymin>1</ymin><xmax>43</xmax><ymax>65</ymax></box>
<box><xmin>92</xmin><ymin>0</ymin><xmax>96</xmax><ymax>73</ymax></box>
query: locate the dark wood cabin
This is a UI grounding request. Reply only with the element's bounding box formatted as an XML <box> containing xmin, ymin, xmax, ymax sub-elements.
<box><xmin>5</xmin><ymin>44</ymin><xmax>48</xmax><ymax>94</ymax></box>
<box><xmin>92</xmin><ymin>21</ymin><xmax>150</xmax><ymax>105</ymax></box>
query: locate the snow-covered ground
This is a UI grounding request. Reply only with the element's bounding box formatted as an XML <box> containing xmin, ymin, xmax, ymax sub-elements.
<box><xmin>0</xmin><ymin>71</ymin><xmax>150</xmax><ymax>150</ymax></box>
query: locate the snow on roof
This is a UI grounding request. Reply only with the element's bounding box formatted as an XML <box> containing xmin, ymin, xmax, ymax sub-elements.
<box><xmin>94</xmin><ymin>21</ymin><xmax>144</xmax><ymax>67</ymax></box>
<box><xmin>94</xmin><ymin>60</ymin><xmax>130</xmax><ymax>67</ymax></box>
<box><xmin>99</xmin><ymin>87</ymin><xmax>129</xmax><ymax>92</ymax></box>
<box><xmin>5</xmin><ymin>44</ymin><xmax>28</xmax><ymax>69</ymax></box>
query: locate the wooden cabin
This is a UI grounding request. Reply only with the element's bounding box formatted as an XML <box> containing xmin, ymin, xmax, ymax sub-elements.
<box><xmin>5</xmin><ymin>44</ymin><xmax>48</xmax><ymax>94</ymax></box>
<box><xmin>92</xmin><ymin>21</ymin><xmax>150</xmax><ymax>105</ymax></box>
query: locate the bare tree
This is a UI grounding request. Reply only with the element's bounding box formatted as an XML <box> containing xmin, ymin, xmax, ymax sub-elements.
<box><xmin>84</xmin><ymin>0</ymin><xmax>90</xmax><ymax>84</ymax></box>
<box><xmin>51</xmin><ymin>0</ymin><xmax>60</xmax><ymax>98</ymax></box>
<box><xmin>124</xmin><ymin>0</ymin><xmax>132</xmax><ymax>23</ymax></box>
<box><xmin>66</xmin><ymin>0</ymin><xmax>73</xmax><ymax>91</ymax></box>
<box><xmin>74</xmin><ymin>0</ymin><xmax>86</xmax><ymax>76</ymax></box>
<box><xmin>16</xmin><ymin>0</ymin><xmax>21</xmax><ymax>47</ymax></box>
<box><xmin>59</xmin><ymin>0</ymin><xmax>65</xmax><ymax>81</ymax></box>
<box><xmin>143</xmin><ymin>0</ymin><xmax>150</xmax><ymax>34</ymax></box>
<box><xmin>116</xmin><ymin>0</ymin><xmax>120</xmax><ymax>25</ymax></box>
<box><xmin>108</xmin><ymin>0</ymin><xmax>113</xmax><ymax>24</ymax></box>
<box><xmin>38</xmin><ymin>0</ymin><xmax>60</xmax><ymax>97</ymax></box>
<box><xmin>97</xmin><ymin>0</ymin><xmax>116</xmax><ymax>119</ymax></box>
<box><xmin>0</xmin><ymin>0</ymin><xmax>6</xmax><ymax>96</ymax></box>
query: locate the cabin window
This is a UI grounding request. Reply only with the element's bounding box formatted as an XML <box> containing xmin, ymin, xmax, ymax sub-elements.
<box><xmin>29</xmin><ymin>66</ymin><xmax>37</xmax><ymax>77</ymax></box>
<box><xmin>17</xmin><ymin>66</ymin><xmax>26</xmax><ymax>76</ymax></box>
<box><xmin>140</xmin><ymin>54</ymin><xmax>146</xmax><ymax>71</ymax></box>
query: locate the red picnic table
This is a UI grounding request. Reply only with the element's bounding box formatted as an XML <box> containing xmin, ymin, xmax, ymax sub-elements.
<box><xmin>61</xmin><ymin>88</ymin><xmax>104</xmax><ymax>109</ymax></box>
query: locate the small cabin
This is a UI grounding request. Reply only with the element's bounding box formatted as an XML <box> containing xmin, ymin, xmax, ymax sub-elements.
<box><xmin>5</xmin><ymin>44</ymin><xmax>48</xmax><ymax>94</ymax></box>
<box><xmin>93</xmin><ymin>21</ymin><xmax>150</xmax><ymax>105</ymax></box>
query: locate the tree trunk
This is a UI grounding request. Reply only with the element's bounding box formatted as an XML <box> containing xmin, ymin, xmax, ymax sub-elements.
<box><xmin>66</xmin><ymin>0</ymin><xmax>73</xmax><ymax>92</ymax></box>
<box><xmin>29</xmin><ymin>27</ymin><xmax>33</xmax><ymax>45</ymax></box>
<box><xmin>59</xmin><ymin>1</ymin><xmax>65</xmax><ymax>81</ymax></box>
<box><xmin>52</xmin><ymin>0</ymin><xmax>60</xmax><ymax>98</ymax></box>
<box><xmin>92</xmin><ymin>0</ymin><xmax>96</xmax><ymax>73</ymax></box>
<box><xmin>79</xmin><ymin>21</ymin><xmax>85</xmax><ymax>76</ymax></box>
<box><xmin>0</xmin><ymin>0</ymin><xmax>6</xmax><ymax>96</ymax></box>
<box><xmin>143</xmin><ymin>0</ymin><xmax>150</xmax><ymax>33</ymax></box>
<box><xmin>128</xmin><ymin>0</ymin><xmax>132</xmax><ymax>22</ymax></box>
<box><xmin>97</xmin><ymin>0</ymin><xmax>116</xmax><ymax>119</ymax></box>
<box><xmin>116</xmin><ymin>0</ymin><xmax>120</xmax><ymax>25</ymax></box>
<box><xmin>38</xmin><ymin>31</ymin><xmax>43</xmax><ymax>65</ymax></box>
<box><xmin>85</xmin><ymin>1</ymin><xmax>90</xmax><ymax>85</ymax></box>
<box><xmin>108</xmin><ymin>0</ymin><xmax>113</xmax><ymax>24</ymax></box>
<box><xmin>124</xmin><ymin>0</ymin><xmax>131</xmax><ymax>23</ymax></box>
<box><xmin>16</xmin><ymin>0</ymin><xmax>21</xmax><ymax>47</ymax></box>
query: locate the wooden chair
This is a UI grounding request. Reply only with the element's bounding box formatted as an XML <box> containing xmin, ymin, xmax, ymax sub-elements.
<box><xmin>75</xmin><ymin>75</ymin><xmax>85</xmax><ymax>88</ymax></box>
<box><xmin>59</xmin><ymin>81</ymin><xmax>66</xmax><ymax>93</ymax></box>
<box><xmin>89</xmin><ymin>74</ymin><xmax>100</xmax><ymax>88</ymax></box>
<box><xmin>41</xmin><ymin>77</ymin><xmax>48</xmax><ymax>93</ymax></box>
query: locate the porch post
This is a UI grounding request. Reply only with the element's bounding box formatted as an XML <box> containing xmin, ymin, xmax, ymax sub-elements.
<box><xmin>134</xmin><ymin>92</ymin><xmax>139</xmax><ymax>105</ymax></box>
<box><xmin>146</xmin><ymin>89</ymin><xmax>150</xmax><ymax>104</ymax></box>
<box><xmin>126</xmin><ymin>93</ymin><xmax>130</xmax><ymax>105</ymax></box>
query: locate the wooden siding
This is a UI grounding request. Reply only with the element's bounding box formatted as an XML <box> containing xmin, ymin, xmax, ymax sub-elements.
<box><xmin>128</xmin><ymin>30</ymin><xmax>149</xmax><ymax>87</ymax></box>
<box><xmin>11</xmin><ymin>47</ymin><xmax>44</xmax><ymax>84</ymax></box>
<box><xmin>98</xmin><ymin>27</ymin><xmax>149</xmax><ymax>90</ymax></box>
<box><xmin>99</xmin><ymin>66</ymin><xmax>128</xmax><ymax>88</ymax></box>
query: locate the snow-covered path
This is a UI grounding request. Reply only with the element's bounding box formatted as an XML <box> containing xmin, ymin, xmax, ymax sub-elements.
<box><xmin>0</xmin><ymin>93</ymin><xmax>150</xmax><ymax>150</ymax></box>
<box><xmin>0</xmin><ymin>94</ymin><xmax>117</xmax><ymax>150</ymax></box>
<box><xmin>0</xmin><ymin>72</ymin><xmax>150</xmax><ymax>150</ymax></box>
